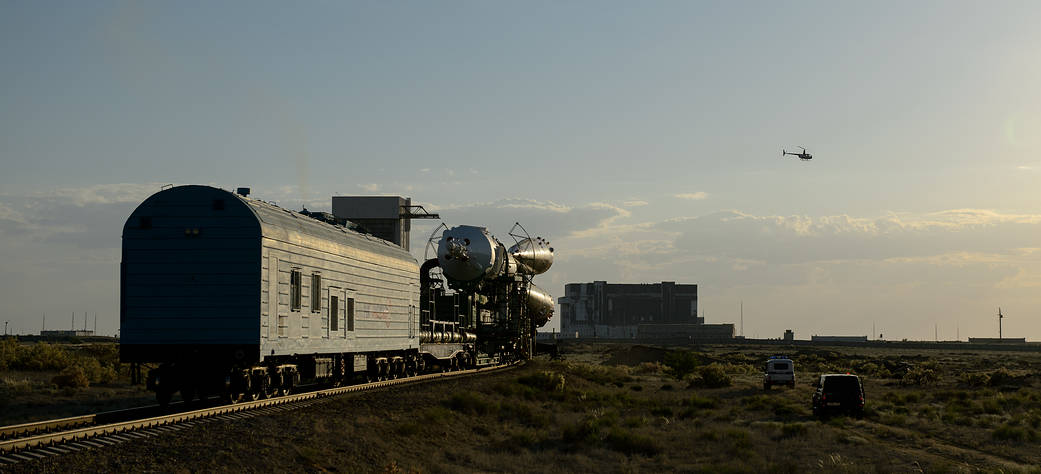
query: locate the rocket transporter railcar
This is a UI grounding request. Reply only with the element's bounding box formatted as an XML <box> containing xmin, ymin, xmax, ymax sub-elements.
<box><xmin>120</xmin><ymin>185</ymin><xmax>552</xmax><ymax>405</ymax></box>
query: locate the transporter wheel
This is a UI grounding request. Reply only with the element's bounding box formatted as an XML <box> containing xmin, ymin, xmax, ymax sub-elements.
<box><xmin>378</xmin><ymin>360</ymin><xmax>389</xmax><ymax>381</ymax></box>
<box><xmin>406</xmin><ymin>357</ymin><xmax>418</xmax><ymax>377</ymax></box>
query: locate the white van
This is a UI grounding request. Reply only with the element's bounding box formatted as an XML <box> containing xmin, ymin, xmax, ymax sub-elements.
<box><xmin>763</xmin><ymin>357</ymin><xmax>795</xmax><ymax>390</ymax></box>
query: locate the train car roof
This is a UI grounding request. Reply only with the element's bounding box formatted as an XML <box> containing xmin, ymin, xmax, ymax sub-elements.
<box><xmin>128</xmin><ymin>185</ymin><xmax>417</xmax><ymax>264</ymax></box>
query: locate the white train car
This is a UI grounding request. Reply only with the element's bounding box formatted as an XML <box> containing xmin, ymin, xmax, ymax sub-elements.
<box><xmin>120</xmin><ymin>185</ymin><xmax>420</xmax><ymax>403</ymax></box>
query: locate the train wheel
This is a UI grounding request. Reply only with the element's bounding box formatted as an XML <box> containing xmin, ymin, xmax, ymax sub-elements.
<box><xmin>225</xmin><ymin>390</ymin><xmax>243</xmax><ymax>404</ymax></box>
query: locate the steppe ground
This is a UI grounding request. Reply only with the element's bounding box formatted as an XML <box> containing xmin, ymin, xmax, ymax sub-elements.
<box><xmin>6</xmin><ymin>341</ymin><xmax>1041</xmax><ymax>473</ymax></box>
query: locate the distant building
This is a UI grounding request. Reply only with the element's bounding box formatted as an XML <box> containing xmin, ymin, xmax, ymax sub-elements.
<box><xmin>41</xmin><ymin>330</ymin><xmax>94</xmax><ymax>337</ymax></box>
<box><xmin>637</xmin><ymin>323</ymin><xmax>735</xmax><ymax>343</ymax></box>
<box><xmin>968</xmin><ymin>337</ymin><xmax>1027</xmax><ymax>344</ymax></box>
<box><xmin>811</xmin><ymin>335</ymin><xmax>868</xmax><ymax>343</ymax></box>
<box><xmin>783</xmin><ymin>329</ymin><xmax>794</xmax><ymax>342</ymax></box>
<box><xmin>557</xmin><ymin>281</ymin><xmax>731</xmax><ymax>341</ymax></box>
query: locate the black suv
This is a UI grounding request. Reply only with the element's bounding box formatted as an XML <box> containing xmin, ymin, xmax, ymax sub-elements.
<box><xmin>812</xmin><ymin>374</ymin><xmax>865</xmax><ymax>418</ymax></box>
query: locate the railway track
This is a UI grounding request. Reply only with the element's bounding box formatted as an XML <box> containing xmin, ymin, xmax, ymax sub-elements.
<box><xmin>0</xmin><ymin>362</ymin><xmax>518</xmax><ymax>466</ymax></box>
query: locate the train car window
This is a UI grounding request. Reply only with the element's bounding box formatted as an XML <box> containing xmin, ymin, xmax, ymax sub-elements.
<box><xmin>347</xmin><ymin>297</ymin><xmax>355</xmax><ymax>332</ymax></box>
<box><xmin>330</xmin><ymin>295</ymin><xmax>339</xmax><ymax>332</ymax></box>
<box><xmin>311</xmin><ymin>273</ymin><xmax>321</xmax><ymax>313</ymax></box>
<box><xmin>290</xmin><ymin>269</ymin><xmax>301</xmax><ymax>311</ymax></box>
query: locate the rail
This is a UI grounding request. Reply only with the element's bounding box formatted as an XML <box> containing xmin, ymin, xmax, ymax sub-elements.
<box><xmin>0</xmin><ymin>362</ymin><xmax>519</xmax><ymax>459</ymax></box>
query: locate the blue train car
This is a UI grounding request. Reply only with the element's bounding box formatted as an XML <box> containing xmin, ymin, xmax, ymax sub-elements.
<box><xmin>121</xmin><ymin>185</ymin><xmax>421</xmax><ymax>403</ymax></box>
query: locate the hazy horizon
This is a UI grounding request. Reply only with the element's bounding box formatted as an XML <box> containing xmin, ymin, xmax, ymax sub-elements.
<box><xmin>3</xmin><ymin>1</ymin><xmax>1040</xmax><ymax>341</ymax></box>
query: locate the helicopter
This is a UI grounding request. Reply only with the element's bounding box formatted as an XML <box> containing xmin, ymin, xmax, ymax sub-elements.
<box><xmin>782</xmin><ymin>147</ymin><xmax>812</xmax><ymax>160</ymax></box>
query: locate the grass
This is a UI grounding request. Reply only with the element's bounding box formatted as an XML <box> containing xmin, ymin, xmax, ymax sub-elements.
<box><xmin>0</xmin><ymin>340</ymin><xmax>150</xmax><ymax>425</ymax></box>
<box><xmin>9</xmin><ymin>341</ymin><xmax>1041</xmax><ymax>473</ymax></box>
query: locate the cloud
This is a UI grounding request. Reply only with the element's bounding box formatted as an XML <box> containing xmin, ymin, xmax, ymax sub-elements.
<box><xmin>408</xmin><ymin>198</ymin><xmax>629</xmax><ymax>253</ymax></box>
<box><xmin>359</xmin><ymin>183</ymin><xmax>381</xmax><ymax>192</ymax></box>
<box><xmin>623</xmin><ymin>200</ymin><xmax>649</xmax><ymax>208</ymax></box>
<box><xmin>656</xmin><ymin>209</ymin><xmax>1041</xmax><ymax>266</ymax></box>
<box><xmin>0</xmin><ymin>183</ymin><xmax>163</xmax><ymax>247</ymax></box>
<box><xmin>674</xmin><ymin>192</ymin><xmax>708</xmax><ymax>200</ymax></box>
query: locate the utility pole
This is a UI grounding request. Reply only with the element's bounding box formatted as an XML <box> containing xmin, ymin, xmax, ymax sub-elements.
<box><xmin>4</xmin><ymin>321</ymin><xmax>8</xmax><ymax>336</ymax></box>
<box><xmin>740</xmin><ymin>300</ymin><xmax>743</xmax><ymax>337</ymax></box>
<box><xmin>998</xmin><ymin>307</ymin><xmax>1003</xmax><ymax>340</ymax></box>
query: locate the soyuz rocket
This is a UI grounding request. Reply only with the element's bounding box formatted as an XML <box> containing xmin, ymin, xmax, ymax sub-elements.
<box><xmin>436</xmin><ymin>225</ymin><xmax>555</xmax><ymax>328</ymax></box>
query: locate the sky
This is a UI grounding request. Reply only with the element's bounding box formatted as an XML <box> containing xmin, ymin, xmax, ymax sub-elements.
<box><xmin>2</xmin><ymin>1</ymin><xmax>1040</xmax><ymax>340</ymax></box>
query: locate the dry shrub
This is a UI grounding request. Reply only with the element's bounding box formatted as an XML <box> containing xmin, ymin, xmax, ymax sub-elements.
<box><xmin>959</xmin><ymin>372</ymin><xmax>990</xmax><ymax>387</ymax></box>
<box><xmin>75</xmin><ymin>358</ymin><xmax>118</xmax><ymax>384</ymax></box>
<box><xmin>901</xmin><ymin>366</ymin><xmax>938</xmax><ymax>386</ymax></box>
<box><xmin>663</xmin><ymin>351</ymin><xmax>699</xmax><ymax>379</ymax></box>
<box><xmin>687</xmin><ymin>363</ymin><xmax>732</xmax><ymax>388</ymax></box>
<box><xmin>52</xmin><ymin>366</ymin><xmax>90</xmax><ymax>389</ymax></box>
<box><xmin>992</xmin><ymin>423</ymin><xmax>1040</xmax><ymax>442</ymax></box>
<box><xmin>517</xmin><ymin>371</ymin><xmax>565</xmax><ymax>392</ymax></box>
<box><xmin>781</xmin><ymin>422</ymin><xmax>810</xmax><ymax>438</ymax></box>
<box><xmin>567</xmin><ymin>363</ymin><xmax>631</xmax><ymax>386</ymax></box>
<box><xmin>632</xmin><ymin>361</ymin><xmax>664</xmax><ymax>375</ymax></box>
<box><xmin>499</xmin><ymin>403</ymin><xmax>549</xmax><ymax>428</ymax></box>
<box><xmin>16</xmin><ymin>342</ymin><xmax>73</xmax><ymax>371</ymax></box>
<box><xmin>0</xmin><ymin>338</ymin><xmax>17</xmax><ymax>371</ymax></box>
<box><xmin>987</xmin><ymin>367</ymin><xmax>1015</xmax><ymax>387</ymax></box>
<box><xmin>604</xmin><ymin>428</ymin><xmax>661</xmax><ymax>456</ymax></box>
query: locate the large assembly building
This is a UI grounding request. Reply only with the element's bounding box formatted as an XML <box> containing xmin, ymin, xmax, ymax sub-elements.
<box><xmin>557</xmin><ymin>281</ymin><xmax>733</xmax><ymax>342</ymax></box>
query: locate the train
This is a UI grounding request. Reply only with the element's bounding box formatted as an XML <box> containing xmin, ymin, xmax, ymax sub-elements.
<box><xmin>119</xmin><ymin>185</ymin><xmax>554</xmax><ymax>405</ymax></box>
